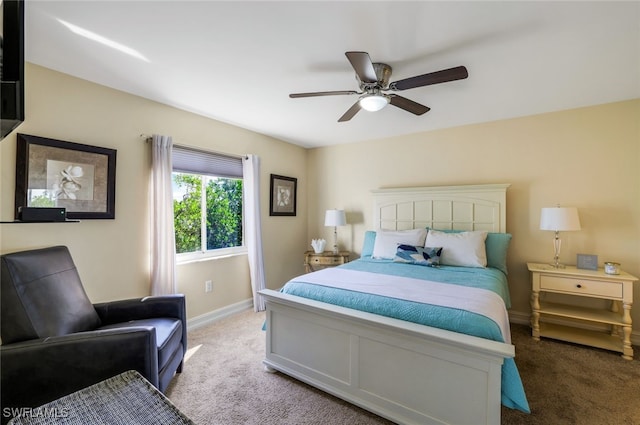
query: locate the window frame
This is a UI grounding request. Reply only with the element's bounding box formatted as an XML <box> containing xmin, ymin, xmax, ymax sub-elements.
<box><xmin>177</xmin><ymin>244</ymin><xmax>247</xmax><ymax>264</ymax></box>
<box><xmin>171</xmin><ymin>146</ymin><xmax>246</xmax><ymax>262</ymax></box>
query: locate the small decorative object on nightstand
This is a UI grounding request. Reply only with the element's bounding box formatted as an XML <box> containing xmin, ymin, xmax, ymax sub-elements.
<box><xmin>311</xmin><ymin>238</ymin><xmax>326</xmax><ymax>254</ymax></box>
<box><xmin>304</xmin><ymin>251</ymin><xmax>350</xmax><ymax>273</ymax></box>
<box><xmin>604</xmin><ymin>262</ymin><xmax>621</xmax><ymax>275</ymax></box>
<box><xmin>576</xmin><ymin>254</ymin><xmax>598</xmax><ymax>270</ymax></box>
<box><xmin>528</xmin><ymin>262</ymin><xmax>638</xmax><ymax>360</ymax></box>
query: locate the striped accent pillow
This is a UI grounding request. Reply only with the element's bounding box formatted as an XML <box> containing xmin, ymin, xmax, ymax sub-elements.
<box><xmin>393</xmin><ymin>244</ymin><xmax>442</xmax><ymax>267</ymax></box>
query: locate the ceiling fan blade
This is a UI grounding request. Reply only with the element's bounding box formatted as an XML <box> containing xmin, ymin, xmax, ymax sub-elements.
<box><xmin>389</xmin><ymin>95</ymin><xmax>430</xmax><ymax>115</ymax></box>
<box><xmin>345</xmin><ymin>52</ymin><xmax>378</xmax><ymax>83</ymax></box>
<box><xmin>290</xmin><ymin>90</ymin><xmax>359</xmax><ymax>98</ymax></box>
<box><xmin>338</xmin><ymin>101</ymin><xmax>361</xmax><ymax>122</ymax></box>
<box><xmin>390</xmin><ymin>66</ymin><xmax>468</xmax><ymax>91</ymax></box>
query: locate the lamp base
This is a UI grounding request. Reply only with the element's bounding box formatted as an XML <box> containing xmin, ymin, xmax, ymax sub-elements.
<box><xmin>549</xmin><ymin>232</ymin><xmax>565</xmax><ymax>269</ymax></box>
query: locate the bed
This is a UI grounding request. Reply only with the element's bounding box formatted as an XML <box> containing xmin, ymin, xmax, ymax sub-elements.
<box><xmin>259</xmin><ymin>184</ymin><xmax>529</xmax><ymax>425</ymax></box>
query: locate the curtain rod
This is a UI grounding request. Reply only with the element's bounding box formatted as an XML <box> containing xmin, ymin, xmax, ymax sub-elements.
<box><xmin>140</xmin><ymin>134</ymin><xmax>248</xmax><ymax>159</ymax></box>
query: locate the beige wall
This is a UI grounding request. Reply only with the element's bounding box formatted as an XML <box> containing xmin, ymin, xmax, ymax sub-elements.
<box><xmin>0</xmin><ymin>63</ymin><xmax>308</xmax><ymax>319</ymax></box>
<box><xmin>307</xmin><ymin>99</ymin><xmax>640</xmax><ymax>332</ymax></box>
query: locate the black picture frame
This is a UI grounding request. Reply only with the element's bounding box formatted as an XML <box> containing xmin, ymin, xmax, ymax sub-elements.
<box><xmin>15</xmin><ymin>133</ymin><xmax>117</xmax><ymax>219</ymax></box>
<box><xmin>269</xmin><ymin>174</ymin><xmax>297</xmax><ymax>216</ymax></box>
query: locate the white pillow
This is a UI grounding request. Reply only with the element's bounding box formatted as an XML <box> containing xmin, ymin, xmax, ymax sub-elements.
<box><xmin>425</xmin><ymin>230</ymin><xmax>488</xmax><ymax>267</ymax></box>
<box><xmin>372</xmin><ymin>228</ymin><xmax>428</xmax><ymax>259</ymax></box>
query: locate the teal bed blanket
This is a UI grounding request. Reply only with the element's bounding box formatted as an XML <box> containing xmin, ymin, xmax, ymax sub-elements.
<box><xmin>280</xmin><ymin>258</ymin><xmax>530</xmax><ymax>413</ymax></box>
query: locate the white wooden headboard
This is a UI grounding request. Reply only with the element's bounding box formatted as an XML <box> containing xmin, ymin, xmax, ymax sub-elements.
<box><xmin>372</xmin><ymin>183</ymin><xmax>510</xmax><ymax>233</ymax></box>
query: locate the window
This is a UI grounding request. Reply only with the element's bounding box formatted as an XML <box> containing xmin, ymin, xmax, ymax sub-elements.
<box><xmin>172</xmin><ymin>146</ymin><xmax>244</xmax><ymax>259</ymax></box>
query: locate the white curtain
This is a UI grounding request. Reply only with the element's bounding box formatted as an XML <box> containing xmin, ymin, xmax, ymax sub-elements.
<box><xmin>150</xmin><ymin>134</ymin><xmax>177</xmax><ymax>295</ymax></box>
<box><xmin>242</xmin><ymin>154</ymin><xmax>266</xmax><ymax>311</ymax></box>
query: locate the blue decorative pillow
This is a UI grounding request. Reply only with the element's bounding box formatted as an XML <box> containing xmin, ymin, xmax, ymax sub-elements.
<box><xmin>484</xmin><ymin>232</ymin><xmax>512</xmax><ymax>275</ymax></box>
<box><xmin>393</xmin><ymin>244</ymin><xmax>442</xmax><ymax>267</ymax></box>
<box><xmin>361</xmin><ymin>230</ymin><xmax>377</xmax><ymax>257</ymax></box>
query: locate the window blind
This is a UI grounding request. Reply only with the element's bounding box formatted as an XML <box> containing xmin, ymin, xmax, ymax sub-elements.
<box><xmin>172</xmin><ymin>145</ymin><xmax>243</xmax><ymax>178</ymax></box>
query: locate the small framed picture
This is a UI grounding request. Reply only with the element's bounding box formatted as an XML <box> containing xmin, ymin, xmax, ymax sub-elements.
<box><xmin>577</xmin><ymin>254</ymin><xmax>598</xmax><ymax>271</ymax></box>
<box><xmin>269</xmin><ymin>174</ymin><xmax>297</xmax><ymax>216</ymax></box>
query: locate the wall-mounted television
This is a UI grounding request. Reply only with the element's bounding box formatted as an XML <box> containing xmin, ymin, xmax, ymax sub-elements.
<box><xmin>1</xmin><ymin>0</ymin><xmax>25</xmax><ymax>141</ymax></box>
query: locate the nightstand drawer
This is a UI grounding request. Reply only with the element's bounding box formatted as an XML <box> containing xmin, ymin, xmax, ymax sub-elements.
<box><xmin>310</xmin><ymin>256</ymin><xmax>344</xmax><ymax>265</ymax></box>
<box><xmin>540</xmin><ymin>275</ymin><xmax>623</xmax><ymax>298</ymax></box>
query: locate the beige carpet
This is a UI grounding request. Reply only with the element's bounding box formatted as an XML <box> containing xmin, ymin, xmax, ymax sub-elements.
<box><xmin>166</xmin><ymin>309</ymin><xmax>640</xmax><ymax>424</ymax></box>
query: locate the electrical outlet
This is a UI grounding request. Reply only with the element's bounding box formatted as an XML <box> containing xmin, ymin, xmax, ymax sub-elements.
<box><xmin>205</xmin><ymin>280</ymin><xmax>213</xmax><ymax>293</ymax></box>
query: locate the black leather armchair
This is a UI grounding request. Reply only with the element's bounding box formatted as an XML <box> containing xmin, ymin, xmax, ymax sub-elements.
<box><xmin>0</xmin><ymin>246</ymin><xmax>186</xmax><ymax>421</ymax></box>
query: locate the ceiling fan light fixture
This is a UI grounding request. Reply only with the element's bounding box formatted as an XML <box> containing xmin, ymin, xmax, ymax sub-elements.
<box><xmin>290</xmin><ymin>51</ymin><xmax>466</xmax><ymax>121</ymax></box>
<box><xmin>359</xmin><ymin>94</ymin><xmax>389</xmax><ymax>112</ymax></box>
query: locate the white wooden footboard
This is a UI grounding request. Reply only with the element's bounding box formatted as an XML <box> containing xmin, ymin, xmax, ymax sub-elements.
<box><xmin>260</xmin><ymin>289</ymin><xmax>514</xmax><ymax>425</ymax></box>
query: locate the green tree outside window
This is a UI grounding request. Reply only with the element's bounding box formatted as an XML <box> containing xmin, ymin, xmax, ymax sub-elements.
<box><xmin>173</xmin><ymin>173</ymin><xmax>243</xmax><ymax>254</ymax></box>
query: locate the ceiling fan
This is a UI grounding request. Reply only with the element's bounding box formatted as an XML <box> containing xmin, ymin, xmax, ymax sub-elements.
<box><xmin>290</xmin><ymin>51</ymin><xmax>468</xmax><ymax>122</ymax></box>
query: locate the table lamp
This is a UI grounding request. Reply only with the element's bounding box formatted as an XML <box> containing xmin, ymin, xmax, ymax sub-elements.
<box><xmin>540</xmin><ymin>206</ymin><xmax>581</xmax><ymax>268</ymax></box>
<box><xmin>324</xmin><ymin>209</ymin><xmax>346</xmax><ymax>254</ymax></box>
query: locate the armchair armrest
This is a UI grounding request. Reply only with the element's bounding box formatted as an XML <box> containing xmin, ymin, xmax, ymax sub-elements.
<box><xmin>94</xmin><ymin>294</ymin><xmax>186</xmax><ymax>326</ymax></box>
<box><xmin>93</xmin><ymin>294</ymin><xmax>187</xmax><ymax>359</ymax></box>
<box><xmin>1</xmin><ymin>327</ymin><xmax>159</xmax><ymax>416</ymax></box>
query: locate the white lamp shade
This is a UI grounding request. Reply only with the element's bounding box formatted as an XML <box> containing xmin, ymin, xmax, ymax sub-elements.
<box><xmin>324</xmin><ymin>209</ymin><xmax>346</xmax><ymax>227</ymax></box>
<box><xmin>540</xmin><ymin>207</ymin><xmax>581</xmax><ymax>231</ymax></box>
<box><xmin>359</xmin><ymin>95</ymin><xmax>389</xmax><ymax>112</ymax></box>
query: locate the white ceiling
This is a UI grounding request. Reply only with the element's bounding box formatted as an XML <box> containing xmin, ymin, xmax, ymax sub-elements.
<box><xmin>24</xmin><ymin>1</ymin><xmax>640</xmax><ymax>148</ymax></box>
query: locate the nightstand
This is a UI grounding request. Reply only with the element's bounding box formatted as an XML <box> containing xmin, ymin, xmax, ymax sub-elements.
<box><xmin>528</xmin><ymin>262</ymin><xmax>638</xmax><ymax>360</ymax></box>
<box><xmin>304</xmin><ymin>251</ymin><xmax>350</xmax><ymax>273</ymax></box>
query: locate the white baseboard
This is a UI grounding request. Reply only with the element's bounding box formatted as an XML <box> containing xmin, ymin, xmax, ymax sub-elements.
<box><xmin>509</xmin><ymin>310</ymin><xmax>640</xmax><ymax>346</ymax></box>
<box><xmin>508</xmin><ymin>310</ymin><xmax>531</xmax><ymax>327</ymax></box>
<box><xmin>187</xmin><ymin>298</ymin><xmax>254</xmax><ymax>332</ymax></box>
